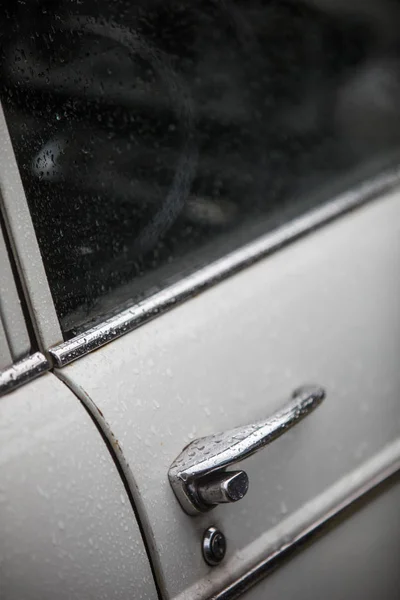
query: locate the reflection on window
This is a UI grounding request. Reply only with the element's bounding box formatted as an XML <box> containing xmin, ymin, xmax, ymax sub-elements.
<box><xmin>1</xmin><ymin>0</ymin><xmax>400</xmax><ymax>336</ymax></box>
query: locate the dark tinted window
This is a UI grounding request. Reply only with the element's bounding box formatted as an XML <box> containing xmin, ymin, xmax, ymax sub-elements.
<box><xmin>2</xmin><ymin>0</ymin><xmax>400</xmax><ymax>336</ymax></box>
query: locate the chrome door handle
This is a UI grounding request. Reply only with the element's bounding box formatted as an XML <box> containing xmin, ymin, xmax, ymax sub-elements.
<box><xmin>168</xmin><ymin>385</ymin><xmax>325</xmax><ymax>515</ymax></box>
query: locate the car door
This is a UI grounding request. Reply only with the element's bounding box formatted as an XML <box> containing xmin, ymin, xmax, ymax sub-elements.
<box><xmin>0</xmin><ymin>373</ymin><xmax>159</xmax><ymax>600</ymax></box>
<box><xmin>54</xmin><ymin>188</ymin><xmax>400</xmax><ymax>600</ymax></box>
<box><xmin>1</xmin><ymin>2</ymin><xmax>400</xmax><ymax>600</ymax></box>
<box><xmin>0</xmin><ymin>219</ymin><xmax>158</xmax><ymax>600</ymax></box>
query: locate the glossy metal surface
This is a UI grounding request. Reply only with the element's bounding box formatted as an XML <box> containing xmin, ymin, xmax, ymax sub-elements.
<box><xmin>0</xmin><ymin>351</ymin><xmax>49</xmax><ymax>397</ymax></box>
<box><xmin>197</xmin><ymin>471</ymin><xmax>249</xmax><ymax>507</ymax></box>
<box><xmin>49</xmin><ymin>166</ymin><xmax>400</xmax><ymax>367</ymax></box>
<box><xmin>202</xmin><ymin>527</ymin><xmax>227</xmax><ymax>567</ymax></box>
<box><xmin>169</xmin><ymin>386</ymin><xmax>325</xmax><ymax>515</ymax></box>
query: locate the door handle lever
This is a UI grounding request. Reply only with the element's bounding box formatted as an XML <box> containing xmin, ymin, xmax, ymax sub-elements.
<box><xmin>168</xmin><ymin>385</ymin><xmax>325</xmax><ymax>515</ymax></box>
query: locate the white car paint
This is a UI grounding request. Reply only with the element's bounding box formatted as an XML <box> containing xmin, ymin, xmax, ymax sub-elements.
<box><xmin>0</xmin><ymin>372</ymin><xmax>158</xmax><ymax>600</ymax></box>
<box><xmin>56</xmin><ymin>188</ymin><xmax>400</xmax><ymax>598</ymax></box>
<box><xmin>249</xmin><ymin>475</ymin><xmax>400</xmax><ymax>600</ymax></box>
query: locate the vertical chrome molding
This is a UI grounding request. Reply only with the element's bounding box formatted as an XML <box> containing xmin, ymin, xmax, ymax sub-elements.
<box><xmin>0</xmin><ymin>102</ymin><xmax>63</xmax><ymax>352</ymax></box>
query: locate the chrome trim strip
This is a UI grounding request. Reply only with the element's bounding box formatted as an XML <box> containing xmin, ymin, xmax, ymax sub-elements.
<box><xmin>50</xmin><ymin>166</ymin><xmax>400</xmax><ymax>367</ymax></box>
<box><xmin>209</xmin><ymin>440</ymin><xmax>400</xmax><ymax>600</ymax></box>
<box><xmin>0</xmin><ymin>352</ymin><xmax>50</xmax><ymax>396</ymax></box>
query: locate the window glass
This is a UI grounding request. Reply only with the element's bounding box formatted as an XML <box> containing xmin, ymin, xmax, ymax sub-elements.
<box><xmin>1</xmin><ymin>0</ymin><xmax>400</xmax><ymax>336</ymax></box>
